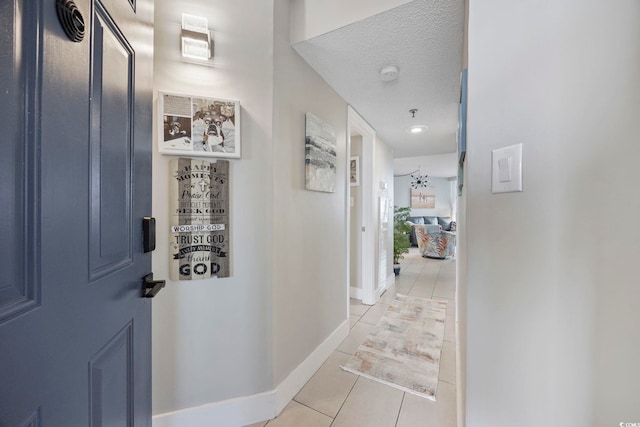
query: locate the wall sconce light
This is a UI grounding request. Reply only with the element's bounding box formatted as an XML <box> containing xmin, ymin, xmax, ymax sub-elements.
<box><xmin>181</xmin><ymin>13</ymin><xmax>211</xmax><ymax>61</ymax></box>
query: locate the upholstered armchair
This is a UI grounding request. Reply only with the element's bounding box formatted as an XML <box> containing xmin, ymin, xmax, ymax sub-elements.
<box><xmin>414</xmin><ymin>224</ymin><xmax>456</xmax><ymax>259</ymax></box>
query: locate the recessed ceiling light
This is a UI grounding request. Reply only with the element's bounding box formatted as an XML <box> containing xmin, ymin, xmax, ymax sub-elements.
<box><xmin>406</xmin><ymin>125</ymin><xmax>429</xmax><ymax>134</ymax></box>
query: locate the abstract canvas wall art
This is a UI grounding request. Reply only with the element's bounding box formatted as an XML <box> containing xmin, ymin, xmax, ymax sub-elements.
<box><xmin>305</xmin><ymin>112</ymin><xmax>336</xmax><ymax>192</ymax></box>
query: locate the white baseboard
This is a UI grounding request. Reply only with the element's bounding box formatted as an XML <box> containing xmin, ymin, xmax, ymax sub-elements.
<box><xmin>352</xmin><ymin>274</ymin><xmax>394</xmax><ymax>302</ymax></box>
<box><xmin>375</xmin><ymin>274</ymin><xmax>395</xmax><ymax>299</ymax></box>
<box><xmin>152</xmin><ymin>319</ymin><xmax>350</xmax><ymax>427</ymax></box>
<box><xmin>388</xmin><ymin>273</ymin><xmax>395</xmax><ymax>288</ymax></box>
<box><xmin>384</xmin><ymin>273</ymin><xmax>395</xmax><ymax>292</ymax></box>
<box><xmin>152</xmin><ymin>390</ymin><xmax>276</xmax><ymax>427</ymax></box>
<box><xmin>275</xmin><ymin>319</ymin><xmax>350</xmax><ymax>413</ymax></box>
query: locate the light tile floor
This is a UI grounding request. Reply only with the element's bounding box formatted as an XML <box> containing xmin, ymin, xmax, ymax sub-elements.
<box><xmin>246</xmin><ymin>249</ymin><xmax>457</xmax><ymax>427</ymax></box>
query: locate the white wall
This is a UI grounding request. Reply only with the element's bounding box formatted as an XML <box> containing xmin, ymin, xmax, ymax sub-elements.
<box><xmin>272</xmin><ymin>0</ymin><xmax>350</xmax><ymax>386</ymax></box>
<box><xmin>466</xmin><ymin>1</ymin><xmax>640</xmax><ymax>425</ymax></box>
<box><xmin>290</xmin><ymin>0</ymin><xmax>414</xmax><ymax>44</ymax></box>
<box><xmin>152</xmin><ymin>0</ymin><xmax>274</xmax><ymax>415</ymax></box>
<box><xmin>394</xmin><ymin>176</ymin><xmax>453</xmax><ymax>218</ymax></box>
<box><xmin>152</xmin><ymin>0</ymin><xmax>358</xmax><ymax>420</ymax></box>
<box><xmin>148</xmin><ymin>0</ymin><xmax>434</xmax><ymax>422</ymax></box>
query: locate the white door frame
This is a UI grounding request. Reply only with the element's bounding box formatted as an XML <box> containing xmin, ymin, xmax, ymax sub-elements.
<box><xmin>347</xmin><ymin>106</ymin><xmax>377</xmax><ymax>305</ymax></box>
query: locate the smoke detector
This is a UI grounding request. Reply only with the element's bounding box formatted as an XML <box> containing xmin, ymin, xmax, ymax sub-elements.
<box><xmin>379</xmin><ymin>65</ymin><xmax>399</xmax><ymax>82</ymax></box>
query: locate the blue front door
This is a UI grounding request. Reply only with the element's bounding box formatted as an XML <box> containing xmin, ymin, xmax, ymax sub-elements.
<box><xmin>0</xmin><ymin>0</ymin><xmax>153</xmax><ymax>424</ymax></box>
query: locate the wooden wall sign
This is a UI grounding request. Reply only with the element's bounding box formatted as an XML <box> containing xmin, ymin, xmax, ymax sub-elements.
<box><xmin>169</xmin><ymin>158</ymin><xmax>230</xmax><ymax>280</ymax></box>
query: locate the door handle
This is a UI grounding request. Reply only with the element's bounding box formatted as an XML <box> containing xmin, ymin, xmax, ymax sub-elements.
<box><xmin>142</xmin><ymin>273</ymin><xmax>165</xmax><ymax>298</ymax></box>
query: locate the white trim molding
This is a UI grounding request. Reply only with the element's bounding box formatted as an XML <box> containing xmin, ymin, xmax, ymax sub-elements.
<box><xmin>152</xmin><ymin>319</ymin><xmax>350</xmax><ymax>427</ymax></box>
<box><xmin>349</xmin><ymin>286</ymin><xmax>363</xmax><ymax>300</ymax></box>
<box><xmin>378</xmin><ymin>273</ymin><xmax>395</xmax><ymax>298</ymax></box>
<box><xmin>152</xmin><ymin>390</ymin><xmax>276</xmax><ymax>427</ymax></box>
<box><xmin>348</xmin><ymin>106</ymin><xmax>377</xmax><ymax>306</ymax></box>
<box><xmin>274</xmin><ymin>319</ymin><xmax>350</xmax><ymax>413</ymax></box>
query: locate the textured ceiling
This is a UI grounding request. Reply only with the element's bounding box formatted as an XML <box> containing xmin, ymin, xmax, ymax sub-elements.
<box><xmin>293</xmin><ymin>0</ymin><xmax>465</xmax><ymax>160</ymax></box>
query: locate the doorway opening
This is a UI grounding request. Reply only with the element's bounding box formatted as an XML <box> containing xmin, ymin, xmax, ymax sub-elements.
<box><xmin>347</xmin><ymin>106</ymin><xmax>377</xmax><ymax>306</ymax></box>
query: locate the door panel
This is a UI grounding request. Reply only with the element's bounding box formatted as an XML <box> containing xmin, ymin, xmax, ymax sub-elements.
<box><xmin>0</xmin><ymin>0</ymin><xmax>41</xmax><ymax>325</ymax></box>
<box><xmin>0</xmin><ymin>0</ymin><xmax>153</xmax><ymax>425</ymax></box>
<box><xmin>90</xmin><ymin>2</ymin><xmax>134</xmax><ymax>280</ymax></box>
<box><xmin>90</xmin><ymin>322</ymin><xmax>134</xmax><ymax>426</ymax></box>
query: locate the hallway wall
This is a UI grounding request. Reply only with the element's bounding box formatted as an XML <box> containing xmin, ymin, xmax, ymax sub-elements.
<box><xmin>272</xmin><ymin>0</ymin><xmax>349</xmax><ymax>387</ymax></box>
<box><xmin>151</xmin><ymin>0</ymin><xmax>385</xmax><ymax>422</ymax></box>
<box><xmin>465</xmin><ymin>1</ymin><xmax>640</xmax><ymax>425</ymax></box>
<box><xmin>151</xmin><ymin>0</ymin><xmax>275</xmax><ymax>415</ymax></box>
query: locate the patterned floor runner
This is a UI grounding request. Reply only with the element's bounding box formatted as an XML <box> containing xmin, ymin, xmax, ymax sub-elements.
<box><xmin>342</xmin><ymin>295</ymin><xmax>447</xmax><ymax>400</ymax></box>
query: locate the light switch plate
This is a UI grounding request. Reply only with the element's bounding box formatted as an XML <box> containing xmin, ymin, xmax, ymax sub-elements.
<box><xmin>492</xmin><ymin>143</ymin><xmax>522</xmax><ymax>193</ymax></box>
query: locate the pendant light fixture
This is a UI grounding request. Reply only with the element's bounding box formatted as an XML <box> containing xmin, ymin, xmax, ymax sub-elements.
<box><xmin>410</xmin><ymin>165</ymin><xmax>430</xmax><ymax>189</ymax></box>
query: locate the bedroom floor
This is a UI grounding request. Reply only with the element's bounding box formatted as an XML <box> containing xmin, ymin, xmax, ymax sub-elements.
<box><xmin>246</xmin><ymin>248</ymin><xmax>457</xmax><ymax>427</ymax></box>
